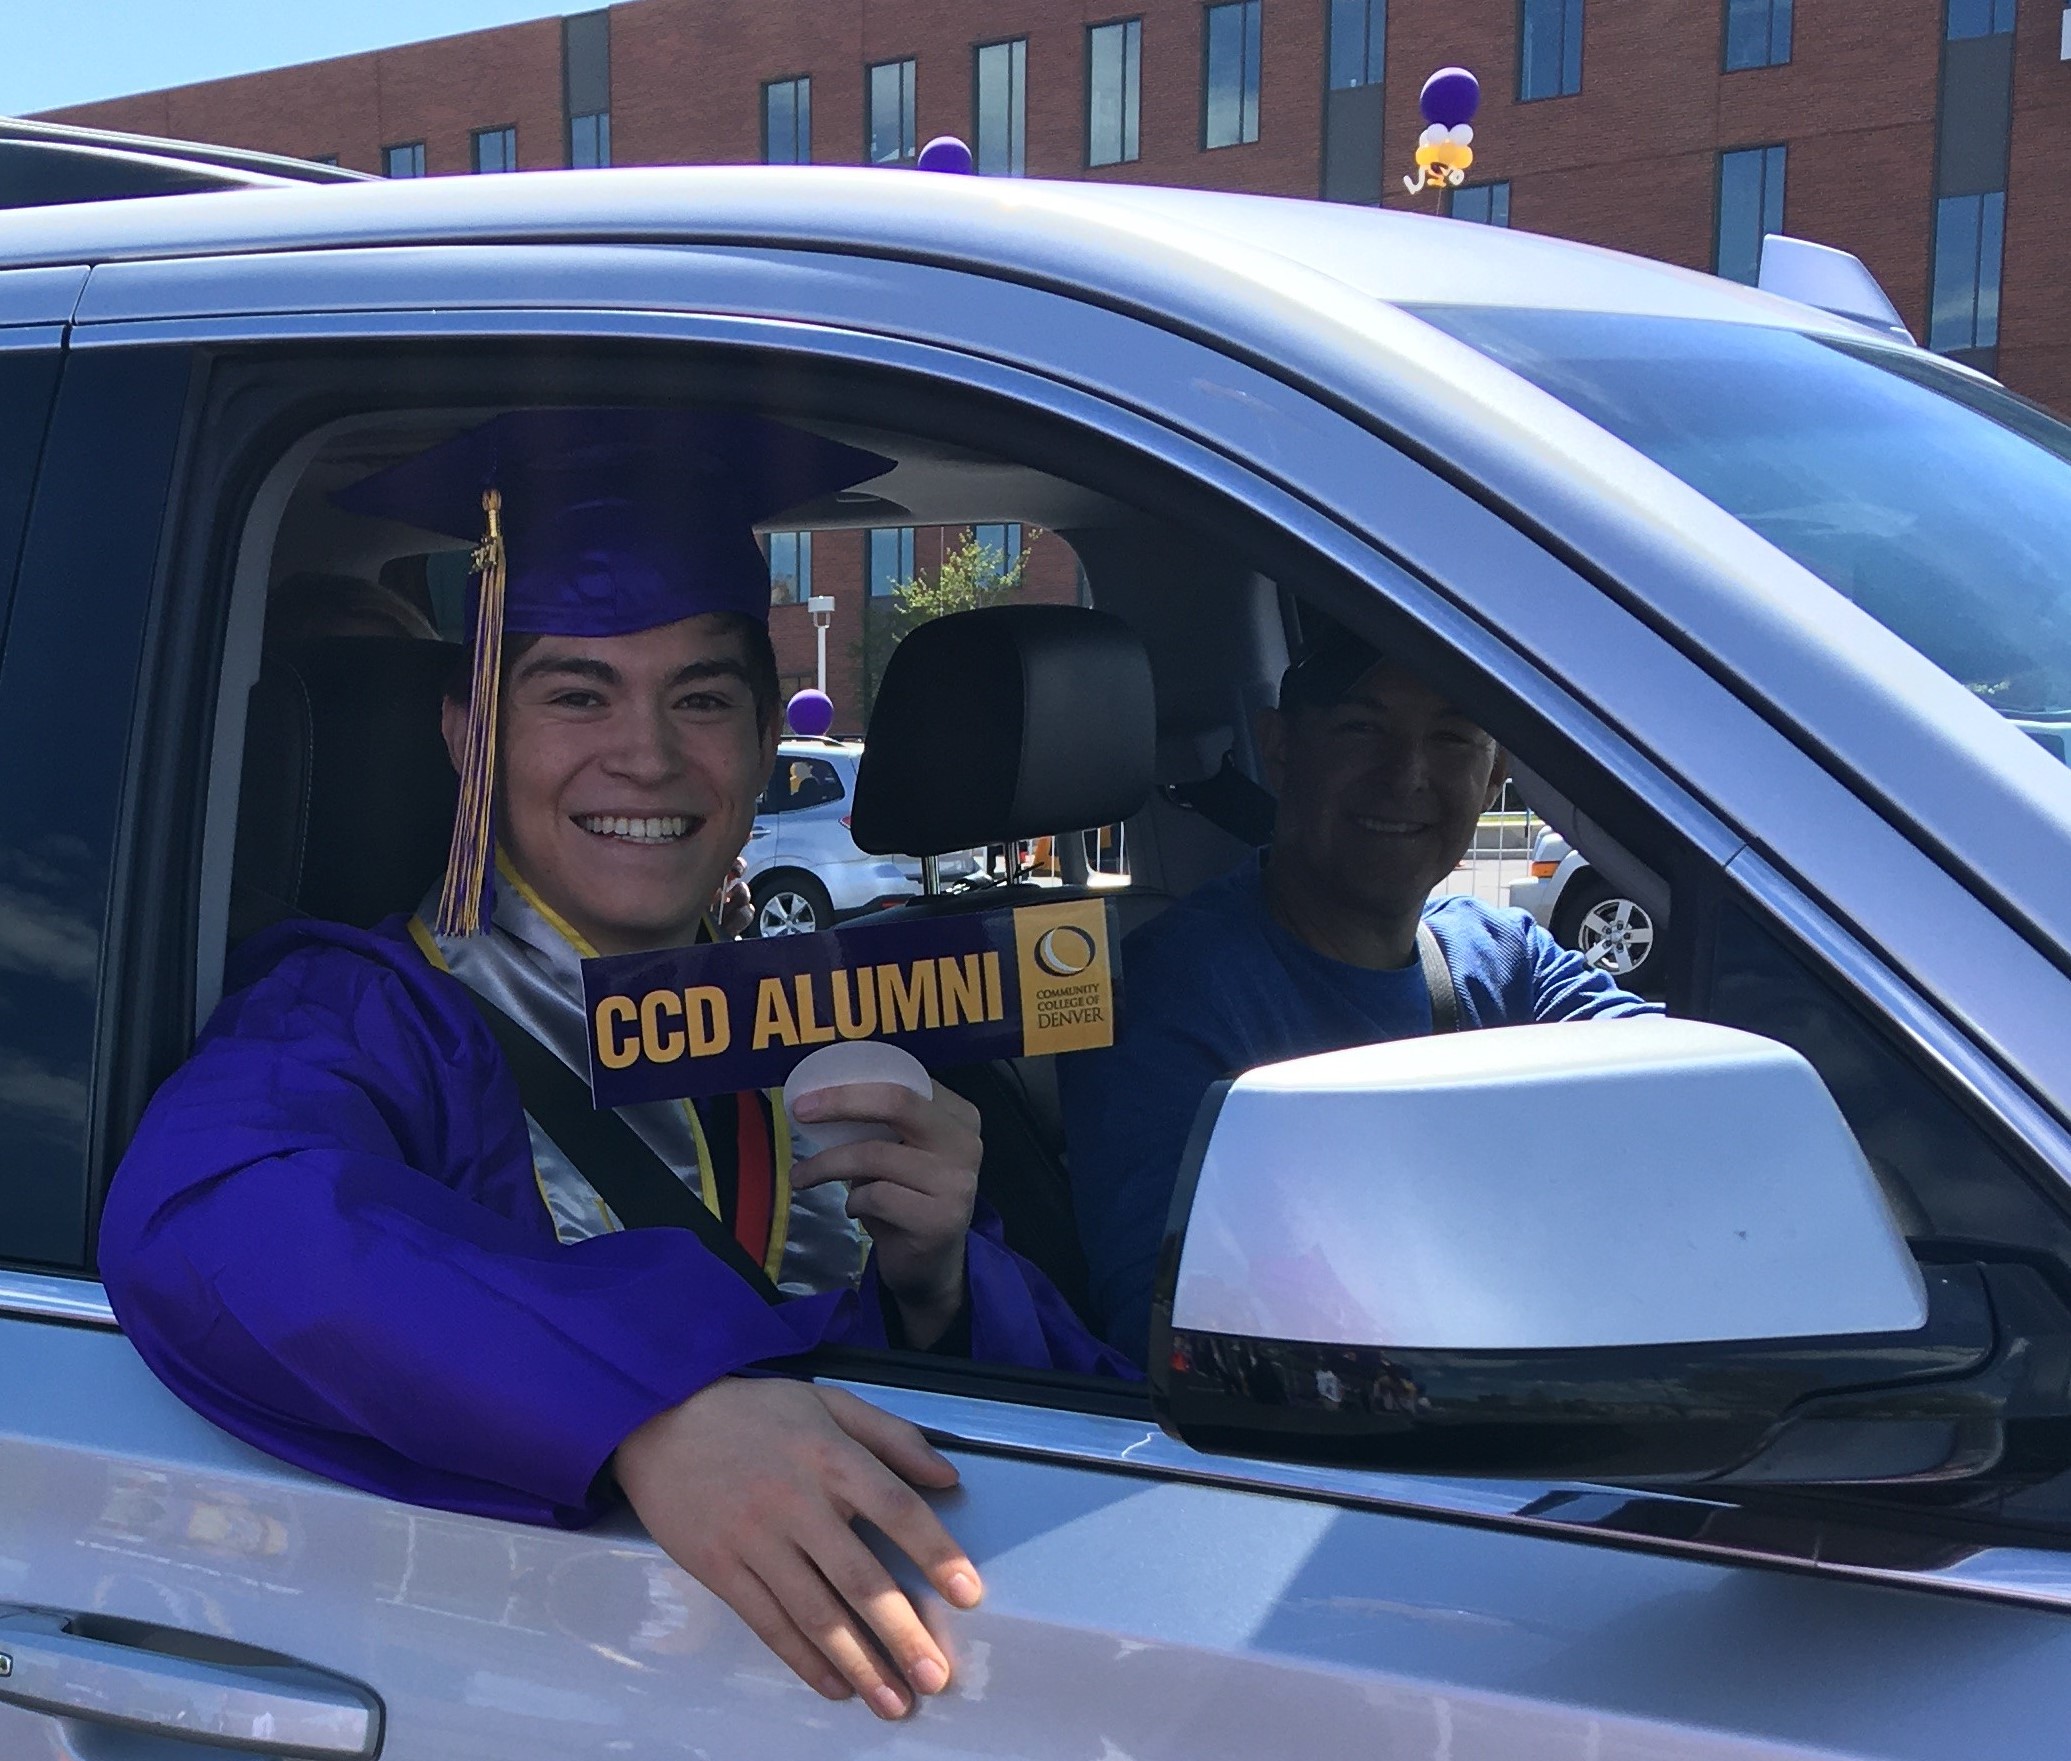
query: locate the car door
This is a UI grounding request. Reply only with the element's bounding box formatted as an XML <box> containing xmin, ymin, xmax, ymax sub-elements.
<box><xmin>8</xmin><ymin>230</ymin><xmax>2071</xmax><ymax>1761</ymax></box>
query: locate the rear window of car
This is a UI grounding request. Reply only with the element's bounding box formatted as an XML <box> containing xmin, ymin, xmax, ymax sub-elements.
<box><xmin>764</xmin><ymin>755</ymin><xmax>847</xmax><ymax>813</ymax></box>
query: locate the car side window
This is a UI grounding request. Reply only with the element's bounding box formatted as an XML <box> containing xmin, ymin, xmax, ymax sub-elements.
<box><xmin>3</xmin><ymin>347</ymin><xmax>188</xmax><ymax>1271</ymax></box>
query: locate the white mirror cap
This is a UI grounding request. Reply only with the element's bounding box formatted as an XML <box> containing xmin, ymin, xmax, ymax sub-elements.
<box><xmin>1757</xmin><ymin>234</ymin><xmax>1915</xmax><ymax>343</ymax></box>
<box><xmin>1171</xmin><ymin>1018</ymin><xmax>1929</xmax><ymax>1352</ymax></box>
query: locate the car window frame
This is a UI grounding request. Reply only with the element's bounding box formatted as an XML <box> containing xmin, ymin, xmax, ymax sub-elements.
<box><xmin>79</xmin><ymin>261</ymin><xmax>2071</xmax><ymax>1578</ymax></box>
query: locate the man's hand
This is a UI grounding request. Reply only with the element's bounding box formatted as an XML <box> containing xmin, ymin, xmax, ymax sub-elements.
<box><xmin>614</xmin><ymin>1378</ymin><xmax>982</xmax><ymax>1718</ymax></box>
<box><xmin>790</xmin><ymin>1082</ymin><xmax>981</xmax><ymax>1349</ymax></box>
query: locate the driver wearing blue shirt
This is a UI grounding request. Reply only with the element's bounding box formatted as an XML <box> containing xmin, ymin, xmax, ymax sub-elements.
<box><xmin>1061</xmin><ymin>637</ymin><xmax>1658</xmax><ymax>1358</ymax></box>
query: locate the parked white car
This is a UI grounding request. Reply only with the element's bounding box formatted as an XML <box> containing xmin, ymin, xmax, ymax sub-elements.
<box><xmin>1508</xmin><ymin>828</ymin><xmax>1663</xmax><ymax>997</ymax></box>
<box><xmin>748</xmin><ymin>737</ymin><xmax>976</xmax><ymax>935</ymax></box>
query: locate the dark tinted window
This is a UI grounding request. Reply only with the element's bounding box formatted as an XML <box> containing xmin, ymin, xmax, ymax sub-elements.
<box><xmin>0</xmin><ymin>349</ymin><xmax>187</xmax><ymax>1268</ymax></box>
<box><xmin>0</xmin><ymin>349</ymin><xmax>60</xmax><ymax>637</ymax></box>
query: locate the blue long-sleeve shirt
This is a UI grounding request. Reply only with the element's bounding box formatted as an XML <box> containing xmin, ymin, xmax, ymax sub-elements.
<box><xmin>1060</xmin><ymin>862</ymin><xmax>1659</xmax><ymax>1357</ymax></box>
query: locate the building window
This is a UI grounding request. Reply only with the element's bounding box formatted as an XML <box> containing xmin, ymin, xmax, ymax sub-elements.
<box><xmin>1204</xmin><ymin>0</ymin><xmax>1264</xmax><ymax>147</ymax></box>
<box><xmin>763</xmin><ymin>76</ymin><xmax>811</xmax><ymax>165</ymax></box>
<box><xmin>383</xmin><ymin>142</ymin><xmax>426</xmax><ymax>179</ymax></box>
<box><xmin>1328</xmin><ymin>0</ymin><xmax>1386</xmax><ymax>88</ymax></box>
<box><xmin>1946</xmin><ymin>0</ymin><xmax>2015</xmax><ymax>37</ymax></box>
<box><xmin>970</xmin><ymin>523</ymin><xmax>1024</xmax><ymax>568</ymax></box>
<box><xmin>569</xmin><ymin>112</ymin><xmax>611</xmax><ymax>167</ymax></box>
<box><xmin>1088</xmin><ymin>20</ymin><xmax>1143</xmax><ymax>167</ymax></box>
<box><xmin>1322</xmin><ymin>0</ymin><xmax>1386</xmax><ymax>202</ymax></box>
<box><xmin>471</xmin><ymin>126</ymin><xmax>517</xmax><ymax>174</ymax></box>
<box><xmin>1724</xmin><ymin>0</ymin><xmax>1792</xmax><ymax>68</ymax></box>
<box><xmin>767</xmin><ymin>532</ymin><xmax>812</xmax><ymax>605</ymax></box>
<box><xmin>564</xmin><ymin>9</ymin><xmax>612</xmax><ymax>168</ymax></box>
<box><xmin>1715</xmin><ymin>143</ymin><xmax>1786</xmax><ymax>285</ymax></box>
<box><xmin>975</xmin><ymin>39</ymin><xmax>1028</xmax><ymax>175</ymax></box>
<box><xmin>1453</xmin><ymin>180</ymin><xmax>1512</xmax><ymax>225</ymax></box>
<box><xmin>1930</xmin><ymin>189</ymin><xmax>2006</xmax><ymax>351</ymax></box>
<box><xmin>868</xmin><ymin>527</ymin><xmax>916</xmax><ymax>597</ymax></box>
<box><xmin>868</xmin><ymin>57</ymin><xmax>918</xmax><ymax>164</ymax></box>
<box><xmin>1518</xmin><ymin>0</ymin><xmax>1584</xmax><ymax>101</ymax></box>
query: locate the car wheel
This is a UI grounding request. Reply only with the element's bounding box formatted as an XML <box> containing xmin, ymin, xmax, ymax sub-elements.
<box><xmin>750</xmin><ymin>871</ymin><xmax>834</xmax><ymax>937</ymax></box>
<box><xmin>1550</xmin><ymin>871</ymin><xmax>1662</xmax><ymax>997</ymax></box>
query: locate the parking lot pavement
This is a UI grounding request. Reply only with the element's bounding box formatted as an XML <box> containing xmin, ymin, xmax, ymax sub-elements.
<box><xmin>1434</xmin><ymin>850</ymin><xmax>1536</xmax><ymax>912</ymax></box>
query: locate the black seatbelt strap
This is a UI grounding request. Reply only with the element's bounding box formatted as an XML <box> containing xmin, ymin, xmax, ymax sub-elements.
<box><xmin>462</xmin><ymin>987</ymin><xmax>784</xmax><ymax>1306</ymax></box>
<box><xmin>1416</xmin><ymin>921</ymin><xmax>1461</xmax><ymax>1034</ymax></box>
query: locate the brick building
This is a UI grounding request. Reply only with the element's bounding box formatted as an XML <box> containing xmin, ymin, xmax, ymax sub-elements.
<box><xmin>37</xmin><ymin>0</ymin><xmax>2066</xmax><ymax>722</ymax></box>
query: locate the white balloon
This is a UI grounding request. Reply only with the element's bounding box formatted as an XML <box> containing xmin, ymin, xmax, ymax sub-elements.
<box><xmin>1419</xmin><ymin>122</ymin><xmax>1447</xmax><ymax>147</ymax></box>
<box><xmin>1447</xmin><ymin>123</ymin><xmax>1475</xmax><ymax>145</ymax></box>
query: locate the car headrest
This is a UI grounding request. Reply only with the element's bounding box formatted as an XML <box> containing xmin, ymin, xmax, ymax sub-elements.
<box><xmin>233</xmin><ymin>637</ymin><xmax>461</xmax><ymax>931</ymax></box>
<box><xmin>849</xmin><ymin>605</ymin><xmax>1155</xmax><ymax>857</ymax></box>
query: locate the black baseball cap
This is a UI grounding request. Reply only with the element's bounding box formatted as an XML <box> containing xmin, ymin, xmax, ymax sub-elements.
<box><xmin>1277</xmin><ymin>632</ymin><xmax>1384</xmax><ymax>712</ymax></box>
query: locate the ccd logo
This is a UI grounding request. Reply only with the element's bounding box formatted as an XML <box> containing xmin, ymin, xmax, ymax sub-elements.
<box><xmin>1033</xmin><ymin>924</ymin><xmax>1098</xmax><ymax>978</ymax></box>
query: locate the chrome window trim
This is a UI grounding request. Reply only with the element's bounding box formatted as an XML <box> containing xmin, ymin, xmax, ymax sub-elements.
<box><xmin>826</xmin><ymin>1377</ymin><xmax>2071</xmax><ymax>1621</ymax></box>
<box><xmin>0</xmin><ymin>1270</ymin><xmax>116</xmax><ymax>1328</ymax></box>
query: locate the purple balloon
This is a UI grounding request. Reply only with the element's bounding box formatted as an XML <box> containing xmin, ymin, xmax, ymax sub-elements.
<box><xmin>786</xmin><ymin>688</ymin><xmax>835</xmax><ymax>738</ymax></box>
<box><xmin>1419</xmin><ymin>67</ymin><xmax>1480</xmax><ymax>128</ymax></box>
<box><xmin>915</xmin><ymin>135</ymin><xmax>975</xmax><ymax>175</ymax></box>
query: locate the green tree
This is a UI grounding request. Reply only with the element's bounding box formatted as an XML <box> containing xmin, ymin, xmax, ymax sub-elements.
<box><xmin>857</xmin><ymin>526</ymin><xmax>1040</xmax><ymax>719</ymax></box>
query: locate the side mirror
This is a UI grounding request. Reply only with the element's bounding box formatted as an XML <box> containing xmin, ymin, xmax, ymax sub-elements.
<box><xmin>1150</xmin><ymin>1020</ymin><xmax>1998</xmax><ymax>1483</ymax></box>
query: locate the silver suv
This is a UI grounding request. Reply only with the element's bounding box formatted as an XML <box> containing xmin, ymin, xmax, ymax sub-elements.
<box><xmin>748</xmin><ymin>738</ymin><xmax>975</xmax><ymax>935</ymax></box>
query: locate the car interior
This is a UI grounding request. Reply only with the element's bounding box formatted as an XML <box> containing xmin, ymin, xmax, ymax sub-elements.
<box><xmin>217</xmin><ymin>400</ymin><xmax>1295</xmax><ymax>1338</ymax></box>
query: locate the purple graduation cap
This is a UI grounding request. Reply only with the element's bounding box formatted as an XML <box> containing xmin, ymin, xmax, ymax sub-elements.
<box><xmin>334</xmin><ymin>407</ymin><xmax>891</xmax><ymax>934</ymax></box>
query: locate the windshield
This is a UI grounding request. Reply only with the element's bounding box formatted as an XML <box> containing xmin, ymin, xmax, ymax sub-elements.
<box><xmin>1412</xmin><ymin>307</ymin><xmax>2071</xmax><ymax>720</ymax></box>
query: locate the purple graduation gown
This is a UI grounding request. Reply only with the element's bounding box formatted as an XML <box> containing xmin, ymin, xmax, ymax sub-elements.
<box><xmin>99</xmin><ymin>914</ymin><xmax>1135</xmax><ymax>1529</ymax></box>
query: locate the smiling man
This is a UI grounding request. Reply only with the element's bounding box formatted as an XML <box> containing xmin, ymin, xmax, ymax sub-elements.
<box><xmin>100</xmin><ymin>409</ymin><xmax>1127</xmax><ymax>1723</ymax></box>
<box><xmin>1060</xmin><ymin>634</ymin><xmax>1658</xmax><ymax>1359</ymax></box>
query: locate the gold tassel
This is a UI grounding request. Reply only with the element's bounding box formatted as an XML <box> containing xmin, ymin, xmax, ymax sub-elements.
<box><xmin>435</xmin><ymin>487</ymin><xmax>507</xmax><ymax>936</ymax></box>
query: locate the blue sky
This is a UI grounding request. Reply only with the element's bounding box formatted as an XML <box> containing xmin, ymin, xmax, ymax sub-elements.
<box><xmin>5</xmin><ymin>0</ymin><xmax>563</xmax><ymax>115</ymax></box>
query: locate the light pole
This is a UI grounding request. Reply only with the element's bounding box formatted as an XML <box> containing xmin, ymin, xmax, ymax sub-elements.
<box><xmin>806</xmin><ymin>594</ymin><xmax>835</xmax><ymax>696</ymax></box>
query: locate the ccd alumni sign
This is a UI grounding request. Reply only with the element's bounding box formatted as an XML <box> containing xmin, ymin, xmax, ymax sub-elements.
<box><xmin>581</xmin><ymin>898</ymin><xmax>1120</xmax><ymax>1106</ymax></box>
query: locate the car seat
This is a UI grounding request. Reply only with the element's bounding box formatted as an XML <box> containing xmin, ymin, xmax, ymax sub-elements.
<box><xmin>230</xmin><ymin>636</ymin><xmax>460</xmax><ymax>943</ymax></box>
<box><xmin>850</xmin><ymin>605</ymin><xmax>1158</xmax><ymax>1319</ymax></box>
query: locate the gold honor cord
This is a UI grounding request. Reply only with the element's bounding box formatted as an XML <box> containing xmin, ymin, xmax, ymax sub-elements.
<box><xmin>436</xmin><ymin>487</ymin><xmax>508</xmax><ymax>937</ymax></box>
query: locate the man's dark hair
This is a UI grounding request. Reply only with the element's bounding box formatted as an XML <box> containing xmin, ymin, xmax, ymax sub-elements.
<box><xmin>445</xmin><ymin>614</ymin><xmax>782</xmax><ymax>732</ymax></box>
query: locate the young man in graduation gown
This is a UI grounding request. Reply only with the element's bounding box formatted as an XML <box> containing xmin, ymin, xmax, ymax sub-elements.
<box><xmin>100</xmin><ymin>408</ymin><xmax>1132</xmax><ymax>1722</ymax></box>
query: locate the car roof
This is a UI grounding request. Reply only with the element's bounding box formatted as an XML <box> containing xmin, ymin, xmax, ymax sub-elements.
<box><xmin>0</xmin><ymin>163</ymin><xmax>1867</xmax><ymax>339</ymax></box>
<box><xmin>0</xmin><ymin>115</ymin><xmax>373</xmax><ymax>209</ymax></box>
